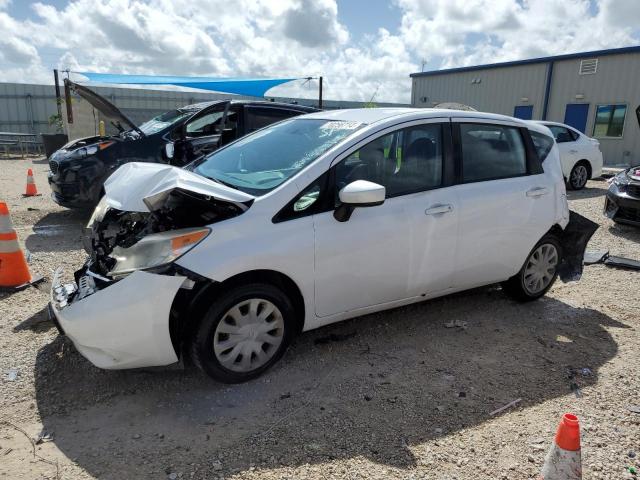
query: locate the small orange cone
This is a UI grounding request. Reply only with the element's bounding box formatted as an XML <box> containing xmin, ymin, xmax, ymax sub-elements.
<box><xmin>540</xmin><ymin>413</ymin><xmax>582</xmax><ymax>479</ymax></box>
<box><xmin>24</xmin><ymin>168</ymin><xmax>38</xmax><ymax>196</ymax></box>
<box><xmin>0</xmin><ymin>201</ymin><xmax>41</xmax><ymax>290</ymax></box>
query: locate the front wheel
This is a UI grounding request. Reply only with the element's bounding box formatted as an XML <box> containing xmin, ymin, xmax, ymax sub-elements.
<box><xmin>568</xmin><ymin>162</ymin><xmax>589</xmax><ymax>190</ymax></box>
<box><xmin>191</xmin><ymin>283</ymin><xmax>295</xmax><ymax>383</ymax></box>
<box><xmin>502</xmin><ymin>235</ymin><xmax>562</xmax><ymax>302</ymax></box>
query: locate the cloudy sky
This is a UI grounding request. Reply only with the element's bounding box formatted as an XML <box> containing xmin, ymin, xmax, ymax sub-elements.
<box><xmin>1</xmin><ymin>0</ymin><xmax>639</xmax><ymax>103</ymax></box>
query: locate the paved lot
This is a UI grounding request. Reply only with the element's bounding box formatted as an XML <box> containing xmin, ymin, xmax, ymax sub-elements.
<box><xmin>1</xmin><ymin>157</ymin><xmax>639</xmax><ymax>480</ymax></box>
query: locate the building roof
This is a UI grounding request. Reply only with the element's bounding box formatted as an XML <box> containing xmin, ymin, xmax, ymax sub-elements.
<box><xmin>410</xmin><ymin>45</ymin><xmax>640</xmax><ymax>78</ymax></box>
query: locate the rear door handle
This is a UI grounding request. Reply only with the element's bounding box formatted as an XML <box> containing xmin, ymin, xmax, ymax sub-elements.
<box><xmin>425</xmin><ymin>204</ymin><xmax>453</xmax><ymax>215</ymax></box>
<box><xmin>569</xmin><ymin>149</ymin><xmax>578</xmax><ymax>154</ymax></box>
<box><xmin>526</xmin><ymin>187</ymin><xmax>549</xmax><ymax>198</ymax></box>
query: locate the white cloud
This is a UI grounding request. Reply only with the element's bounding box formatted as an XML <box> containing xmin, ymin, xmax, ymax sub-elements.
<box><xmin>0</xmin><ymin>0</ymin><xmax>638</xmax><ymax>103</ymax></box>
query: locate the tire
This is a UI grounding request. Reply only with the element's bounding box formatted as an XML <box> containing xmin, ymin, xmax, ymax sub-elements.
<box><xmin>191</xmin><ymin>283</ymin><xmax>295</xmax><ymax>383</ymax></box>
<box><xmin>568</xmin><ymin>162</ymin><xmax>589</xmax><ymax>190</ymax></box>
<box><xmin>502</xmin><ymin>235</ymin><xmax>562</xmax><ymax>302</ymax></box>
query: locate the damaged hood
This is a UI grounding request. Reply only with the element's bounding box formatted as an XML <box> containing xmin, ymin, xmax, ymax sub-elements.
<box><xmin>65</xmin><ymin>79</ymin><xmax>144</xmax><ymax>137</ymax></box>
<box><xmin>104</xmin><ymin>162</ymin><xmax>255</xmax><ymax>212</ymax></box>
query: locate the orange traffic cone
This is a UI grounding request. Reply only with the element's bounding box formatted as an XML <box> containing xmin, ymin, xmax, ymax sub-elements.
<box><xmin>540</xmin><ymin>413</ymin><xmax>582</xmax><ymax>479</ymax></box>
<box><xmin>24</xmin><ymin>168</ymin><xmax>39</xmax><ymax>196</ymax></box>
<box><xmin>0</xmin><ymin>201</ymin><xmax>42</xmax><ymax>290</ymax></box>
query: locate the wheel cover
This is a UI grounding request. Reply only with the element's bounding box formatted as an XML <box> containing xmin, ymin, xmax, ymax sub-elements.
<box><xmin>571</xmin><ymin>165</ymin><xmax>588</xmax><ymax>188</ymax></box>
<box><xmin>213</xmin><ymin>298</ymin><xmax>285</xmax><ymax>373</ymax></box>
<box><xmin>523</xmin><ymin>243</ymin><xmax>559</xmax><ymax>295</ymax></box>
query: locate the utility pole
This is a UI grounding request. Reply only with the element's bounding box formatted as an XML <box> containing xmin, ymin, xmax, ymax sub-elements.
<box><xmin>53</xmin><ymin>69</ymin><xmax>62</xmax><ymax>118</ymax></box>
<box><xmin>318</xmin><ymin>76</ymin><xmax>323</xmax><ymax>110</ymax></box>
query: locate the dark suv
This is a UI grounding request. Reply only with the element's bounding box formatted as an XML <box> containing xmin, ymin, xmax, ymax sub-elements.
<box><xmin>48</xmin><ymin>81</ymin><xmax>318</xmax><ymax>209</ymax></box>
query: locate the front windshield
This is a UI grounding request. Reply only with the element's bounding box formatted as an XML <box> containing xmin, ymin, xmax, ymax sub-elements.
<box><xmin>194</xmin><ymin>118</ymin><xmax>363</xmax><ymax>195</ymax></box>
<box><xmin>138</xmin><ymin>109</ymin><xmax>192</xmax><ymax>135</ymax></box>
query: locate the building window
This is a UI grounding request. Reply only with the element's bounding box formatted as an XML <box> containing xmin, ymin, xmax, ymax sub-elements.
<box><xmin>593</xmin><ymin>104</ymin><xmax>627</xmax><ymax>138</ymax></box>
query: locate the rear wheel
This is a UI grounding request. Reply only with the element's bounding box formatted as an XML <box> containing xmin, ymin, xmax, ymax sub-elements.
<box><xmin>191</xmin><ymin>283</ymin><xmax>295</xmax><ymax>383</ymax></box>
<box><xmin>568</xmin><ymin>162</ymin><xmax>589</xmax><ymax>190</ymax></box>
<box><xmin>502</xmin><ymin>235</ymin><xmax>562</xmax><ymax>302</ymax></box>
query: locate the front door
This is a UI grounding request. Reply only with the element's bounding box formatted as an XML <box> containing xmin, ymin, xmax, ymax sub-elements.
<box><xmin>564</xmin><ymin>104</ymin><xmax>589</xmax><ymax>133</ymax></box>
<box><xmin>174</xmin><ymin>103</ymin><xmax>240</xmax><ymax>165</ymax></box>
<box><xmin>313</xmin><ymin>120</ymin><xmax>456</xmax><ymax>317</ymax></box>
<box><xmin>451</xmin><ymin>120</ymin><xmax>556</xmax><ymax>289</ymax></box>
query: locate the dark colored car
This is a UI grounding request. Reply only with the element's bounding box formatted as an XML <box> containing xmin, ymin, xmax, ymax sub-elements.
<box><xmin>604</xmin><ymin>165</ymin><xmax>640</xmax><ymax>226</ymax></box>
<box><xmin>48</xmin><ymin>81</ymin><xmax>318</xmax><ymax>209</ymax></box>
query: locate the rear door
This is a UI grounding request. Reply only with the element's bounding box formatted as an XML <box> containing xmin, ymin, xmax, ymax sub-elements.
<box><xmin>546</xmin><ymin>124</ymin><xmax>579</xmax><ymax>177</ymax></box>
<box><xmin>451</xmin><ymin>119</ymin><xmax>555</xmax><ymax>290</ymax></box>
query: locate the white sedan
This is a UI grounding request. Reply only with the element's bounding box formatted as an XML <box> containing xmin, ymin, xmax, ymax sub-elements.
<box><xmin>534</xmin><ymin>121</ymin><xmax>603</xmax><ymax>190</ymax></box>
<box><xmin>50</xmin><ymin>109</ymin><xmax>597</xmax><ymax>383</ymax></box>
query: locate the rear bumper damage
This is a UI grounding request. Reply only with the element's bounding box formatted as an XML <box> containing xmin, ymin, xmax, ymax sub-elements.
<box><xmin>49</xmin><ymin>267</ymin><xmax>186</xmax><ymax>369</ymax></box>
<box><xmin>557</xmin><ymin>211</ymin><xmax>599</xmax><ymax>282</ymax></box>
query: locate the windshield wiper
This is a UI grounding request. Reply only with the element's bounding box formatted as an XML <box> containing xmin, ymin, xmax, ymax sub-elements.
<box><xmin>204</xmin><ymin>175</ymin><xmax>237</xmax><ymax>190</ymax></box>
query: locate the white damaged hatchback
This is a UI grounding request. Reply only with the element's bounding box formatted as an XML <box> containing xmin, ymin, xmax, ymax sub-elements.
<box><xmin>50</xmin><ymin>109</ymin><xmax>597</xmax><ymax>383</ymax></box>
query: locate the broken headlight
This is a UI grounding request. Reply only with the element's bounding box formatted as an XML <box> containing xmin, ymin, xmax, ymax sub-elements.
<box><xmin>108</xmin><ymin>227</ymin><xmax>210</xmax><ymax>276</ymax></box>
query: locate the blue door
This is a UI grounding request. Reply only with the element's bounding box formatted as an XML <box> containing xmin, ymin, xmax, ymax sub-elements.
<box><xmin>564</xmin><ymin>104</ymin><xmax>589</xmax><ymax>133</ymax></box>
<box><xmin>513</xmin><ymin>105</ymin><xmax>533</xmax><ymax>120</ymax></box>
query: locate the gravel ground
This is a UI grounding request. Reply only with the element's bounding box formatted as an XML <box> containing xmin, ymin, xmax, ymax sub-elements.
<box><xmin>1</xmin><ymin>157</ymin><xmax>639</xmax><ymax>480</ymax></box>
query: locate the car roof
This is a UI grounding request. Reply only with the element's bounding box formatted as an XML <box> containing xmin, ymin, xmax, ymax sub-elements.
<box><xmin>535</xmin><ymin>120</ymin><xmax>579</xmax><ymax>131</ymax></box>
<box><xmin>180</xmin><ymin>100</ymin><xmax>319</xmax><ymax>112</ymax></box>
<box><xmin>300</xmin><ymin>107</ymin><xmax>529</xmax><ymax>126</ymax></box>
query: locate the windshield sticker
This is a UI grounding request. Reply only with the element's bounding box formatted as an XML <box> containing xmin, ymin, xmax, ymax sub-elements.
<box><xmin>320</xmin><ymin>121</ymin><xmax>362</xmax><ymax>131</ymax></box>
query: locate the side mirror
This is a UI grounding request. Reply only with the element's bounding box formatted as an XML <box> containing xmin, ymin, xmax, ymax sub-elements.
<box><xmin>334</xmin><ymin>180</ymin><xmax>385</xmax><ymax>222</ymax></box>
<box><xmin>164</xmin><ymin>142</ymin><xmax>174</xmax><ymax>160</ymax></box>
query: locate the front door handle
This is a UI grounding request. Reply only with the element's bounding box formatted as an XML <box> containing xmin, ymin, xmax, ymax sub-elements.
<box><xmin>526</xmin><ymin>187</ymin><xmax>549</xmax><ymax>198</ymax></box>
<box><xmin>425</xmin><ymin>204</ymin><xmax>453</xmax><ymax>215</ymax></box>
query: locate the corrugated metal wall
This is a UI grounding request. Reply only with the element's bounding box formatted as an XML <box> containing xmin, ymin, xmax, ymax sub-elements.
<box><xmin>411</xmin><ymin>63</ymin><xmax>549</xmax><ymax>118</ymax></box>
<box><xmin>0</xmin><ymin>81</ymin><xmax>407</xmax><ymax>138</ymax></box>
<box><xmin>547</xmin><ymin>53</ymin><xmax>640</xmax><ymax>167</ymax></box>
<box><xmin>411</xmin><ymin>52</ymin><xmax>640</xmax><ymax>167</ymax></box>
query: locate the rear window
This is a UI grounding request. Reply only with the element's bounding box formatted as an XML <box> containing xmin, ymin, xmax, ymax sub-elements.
<box><xmin>529</xmin><ymin>130</ymin><xmax>554</xmax><ymax>162</ymax></box>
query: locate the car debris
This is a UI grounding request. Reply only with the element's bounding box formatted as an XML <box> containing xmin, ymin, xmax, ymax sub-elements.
<box><xmin>444</xmin><ymin>319</ymin><xmax>467</xmax><ymax>329</ymax></box>
<box><xmin>33</xmin><ymin>429</ymin><xmax>54</xmax><ymax>445</ymax></box>
<box><xmin>6</xmin><ymin>368</ymin><xmax>19</xmax><ymax>381</ymax></box>
<box><xmin>583</xmin><ymin>250</ymin><xmax>640</xmax><ymax>271</ymax></box>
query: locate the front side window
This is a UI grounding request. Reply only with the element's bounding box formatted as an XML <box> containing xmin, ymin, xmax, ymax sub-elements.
<box><xmin>194</xmin><ymin>119</ymin><xmax>363</xmax><ymax>195</ymax></box>
<box><xmin>186</xmin><ymin>110</ymin><xmax>238</xmax><ymax>136</ymax></box>
<box><xmin>593</xmin><ymin>104</ymin><xmax>627</xmax><ymax>138</ymax></box>
<box><xmin>334</xmin><ymin>124</ymin><xmax>443</xmax><ymax>198</ymax></box>
<box><xmin>138</xmin><ymin>109</ymin><xmax>191</xmax><ymax>135</ymax></box>
<box><xmin>460</xmin><ymin>123</ymin><xmax>527</xmax><ymax>182</ymax></box>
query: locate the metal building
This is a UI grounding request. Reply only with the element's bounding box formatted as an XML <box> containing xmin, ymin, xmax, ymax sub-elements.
<box><xmin>410</xmin><ymin>46</ymin><xmax>640</xmax><ymax>167</ymax></box>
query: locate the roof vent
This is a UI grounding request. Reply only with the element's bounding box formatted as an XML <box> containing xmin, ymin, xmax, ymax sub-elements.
<box><xmin>579</xmin><ymin>58</ymin><xmax>598</xmax><ymax>75</ymax></box>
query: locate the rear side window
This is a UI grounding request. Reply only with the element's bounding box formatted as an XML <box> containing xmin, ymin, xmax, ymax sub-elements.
<box><xmin>547</xmin><ymin>125</ymin><xmax>575</xmax><ymax>143</ymax></box>
<box><xmin>245</xmin><ymin>107</ymin><xmax>300</xmax><ymax>132</ymax></box>
<box><xmin>529</xmin><ymin>131</ymin><xmax>554</xmax><ymax>162</ymax></box>
<box><xmin>460</xmin><ymin>124</ymin><xmax>527</xmax><ymax>182</ymax></box>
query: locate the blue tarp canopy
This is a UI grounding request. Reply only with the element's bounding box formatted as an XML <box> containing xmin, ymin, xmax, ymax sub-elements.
<box><xmin>77</xmin><ymin>72</ymin><xmax>300</xmax><ymax>97</ymax></box>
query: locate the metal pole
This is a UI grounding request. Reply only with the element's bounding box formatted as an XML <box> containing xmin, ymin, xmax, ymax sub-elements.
<box><xmin>53</xmin><ymin>69</ymin><xmax>62</xmax><ymax>118</ymax></box>
<box><xmin>318</xmin><ymin>76</ymin><xmax>323</xmax><ymax>110</ymax></box>
<box><xmin>64</xmin><ymin>79</ymin><xmax>73</xmax><ymax>124</ymax></box>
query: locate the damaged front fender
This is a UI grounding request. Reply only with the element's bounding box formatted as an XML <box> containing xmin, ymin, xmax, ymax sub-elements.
<box><xmin>557</xmin><ymin>211</ymin><xmax>599</xmax><ymax>282</ymax></box>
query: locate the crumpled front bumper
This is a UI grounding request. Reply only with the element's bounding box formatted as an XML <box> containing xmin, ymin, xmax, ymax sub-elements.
<box><xmin>49</xmin><ymin>268</ymin><xmax>186</xmax><ymax>369</ymax></box>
